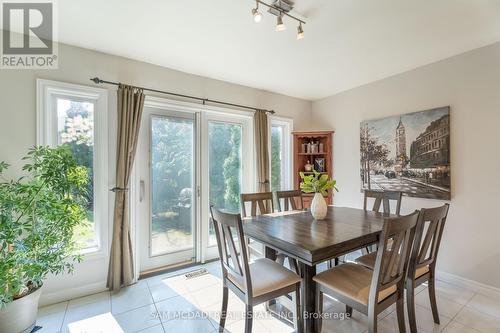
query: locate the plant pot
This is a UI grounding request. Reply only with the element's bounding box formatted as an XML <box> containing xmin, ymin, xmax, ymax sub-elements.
<box><xmin>0</xmin><ymin>286</ymin><xmax>42</xmax><ymax>333</ymax></box>
<box><xmin>310</xmin><ymin>193</ymin><xmax>327</xmax><ymax>220</ymax></box>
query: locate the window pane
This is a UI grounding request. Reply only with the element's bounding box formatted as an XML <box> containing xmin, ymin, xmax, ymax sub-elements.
<box><xmin>56</xmin><ymin>98</ymin><xmax>96</xmax><ymax>248</ymax></box>
<box><xmin>271</xmin><ymin>125</ymin><xmax>283</xmax><ymax>192</ymax></box>
<box><xmin>151</xmin><ymin>116</ymin><xmax>195</xmax><ymax>256</ymax></box>
<box><xmin>208</xmin><ymin>122</ymin><xmax>242</xmax><ymax>246</ymax></box>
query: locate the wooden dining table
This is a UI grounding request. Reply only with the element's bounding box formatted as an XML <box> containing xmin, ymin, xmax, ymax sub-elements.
<box><xmin>242</xmin><ymin>206</ymin><xmax>389</xmax><ymax>333</ymax></box>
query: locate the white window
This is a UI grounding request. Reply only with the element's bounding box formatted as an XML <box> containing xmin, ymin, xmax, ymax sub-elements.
<box><xmin>270</xmin><ymin>117</ymin><xmax>293</xmax><ymax>192</ymax></box>
<box><xmin>37</xmin><ymin>79</ymin><xmax>108</xmax><ymax>255</ymax></box>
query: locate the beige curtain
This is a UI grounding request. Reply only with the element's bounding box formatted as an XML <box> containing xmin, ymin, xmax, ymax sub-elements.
<box><xmin>107</xmin><ymin>84</ymin><xmax>145</xmax><ymax>292</ymax></box>
<box><xmin>254</xmin><ymin>110</ymin><xmax>270</xmax><ymax>192</ymax></box>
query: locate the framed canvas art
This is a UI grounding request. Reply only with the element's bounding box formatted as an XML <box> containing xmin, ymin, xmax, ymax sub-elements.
<box><xmin>360</xmin><ymin>106</ymin><xmax>450</xmax><ymax>200</ymax></box>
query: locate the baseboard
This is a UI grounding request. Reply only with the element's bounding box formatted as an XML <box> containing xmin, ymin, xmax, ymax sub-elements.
<box><xmin>39</xmin><ymin>280</ymin><xmax>108</xmax><ymax>307</ymax></box>
<box><xmin>436</xmin><ymin>270</ymin><xmax>500</xmax><ymax>298</ymax></box>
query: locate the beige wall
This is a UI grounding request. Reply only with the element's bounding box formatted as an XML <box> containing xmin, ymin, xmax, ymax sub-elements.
<box><xmin>0</xmin><ymin>42</ymin><xmax>312</xmax><ymax>304</ymax></box>
<box><xmin>312</xmin><ymin>42</ymin><xmax>500</xmax><ymax>289</ymax></box>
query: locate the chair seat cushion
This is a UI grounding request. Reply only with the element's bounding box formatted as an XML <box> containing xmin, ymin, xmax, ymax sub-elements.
<box><xmin>313</xmin><ymin>263</ymin><xmax>396</xmax><ymax>305</ymax></box>
<box><xmin>227</xmin><ymin>258</ymin><xmax>301</xmax><ymax>297</ymax></box>
<box><xmin>355</xmin><ymin>252</ymin><xmax>430</xmax><ymax>279</ymax></box>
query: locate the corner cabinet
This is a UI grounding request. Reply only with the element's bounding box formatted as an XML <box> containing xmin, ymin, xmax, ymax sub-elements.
<box><xmin>292</xmin><ymin>131</ymin><xmax>334</xmax><ymax>208</ymax></box>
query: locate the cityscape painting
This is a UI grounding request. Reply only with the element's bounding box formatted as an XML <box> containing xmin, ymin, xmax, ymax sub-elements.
<box><xmin>360</xmin><ymin>106</ymin><xmax>451</xmax><ymax>200</ymax></box>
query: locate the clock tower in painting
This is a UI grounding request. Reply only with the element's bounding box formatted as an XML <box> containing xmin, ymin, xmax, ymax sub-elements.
<box><xmin>395</xmin><ymin>117</ymin><xmax>407</xmax><ymax>165</ymax></box>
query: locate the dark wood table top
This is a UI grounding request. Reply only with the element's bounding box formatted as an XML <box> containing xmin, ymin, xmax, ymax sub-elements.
<box><xmin>243</xmin><ymin>206</ymin><xmax>390</xmax><ymax>266</ymax></box>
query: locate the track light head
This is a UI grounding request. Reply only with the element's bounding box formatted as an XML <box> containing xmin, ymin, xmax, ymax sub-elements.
<box><xmin>297</xmin><ymin>22</ymin><xmax>304</xmax><ymax>40</ymax></box>
<box><xmin>276</xmin><ymin>13</ymin><xmax>286</xmax><ymax>31</ymax></box>
<box><xmin>252</xmin><ymin>2</ymin><xmax>262</xmax><ymax>23</ymax></box>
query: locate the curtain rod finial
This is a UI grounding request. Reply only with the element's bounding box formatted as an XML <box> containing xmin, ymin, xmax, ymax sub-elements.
<box><xmin>90</xmin><ymin>77</ymin><xmax>102</xmax><ymax>84</ymax></box>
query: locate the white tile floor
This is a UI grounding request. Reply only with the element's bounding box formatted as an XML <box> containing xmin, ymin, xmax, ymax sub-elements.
<box><xmin>36</xmin><ymin>260</ymin><xmax>500</xmax><ymax>333</ymax></box>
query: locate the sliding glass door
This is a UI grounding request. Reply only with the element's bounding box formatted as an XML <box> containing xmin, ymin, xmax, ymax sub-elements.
<box><xmin>136</xmin><ymin>101</ymin><xmax>253</xmax><ymax>272</ymax></box>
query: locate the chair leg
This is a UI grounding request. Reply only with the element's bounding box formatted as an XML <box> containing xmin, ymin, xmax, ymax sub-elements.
<box><xmin>316</xmin><ymin>288</ymin><xmax>323</xmax><ymax>333</ymax></box>
<box><xmin>291</xmin><ymin>258</ymin><xmax>300</xmax><ymax>275</ymax></box>
<box><xmin>368</xmin><ymin>310</ymin><xmax>377</xmax><ymax>333</ymax></box>
<box><xmin>396</xmin><ymin>292</ymin><xmax>406</xmax><ymax>333</ymax></box>
<box><xmin>406</xmin><ymin>280</ymin><xmax>418</xmax><ymax>333</ymax></box>
<box><xmin>293</xmin><ymin>283</ymin><xmax>303</xmax><ymax>333</ymax></box>
<box><xmin>219</xmin><ymin>286</ymin><xmax>228</xmax><ymax>332</ymax></box>
<box><xmin>428</xmin><ymin>275</ymin><xmax>440</xmax><ymax>324</ymax></box>
<box><xmin>346</xmin><ymin>305</ymin><xmax>353</xmax><ymax>317</ymax></box>
<box><xmin>244</xmin><ymin>304</ymin><xmax>253</xmax><ymax>333</ymax></box>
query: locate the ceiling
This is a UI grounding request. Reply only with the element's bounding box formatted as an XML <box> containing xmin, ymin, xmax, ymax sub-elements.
<box><xmin>56</xmin><ymin>0</ymin><xmax>500</xmax><ymax>100</ymax></box>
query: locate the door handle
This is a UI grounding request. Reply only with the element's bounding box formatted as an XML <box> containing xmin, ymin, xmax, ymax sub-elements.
<box><xmin>140</xmin><ymin>180</ymin><xmax>145</xmax><ymax>202</ymax></box>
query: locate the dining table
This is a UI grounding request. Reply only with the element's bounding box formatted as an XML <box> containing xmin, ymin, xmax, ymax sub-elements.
<box><xmin>242</xmin><ymin>205</ymin><xmax>390</xmax><ymax>333</ymax></box>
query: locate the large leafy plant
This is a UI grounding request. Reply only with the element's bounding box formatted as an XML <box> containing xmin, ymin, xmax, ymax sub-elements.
<box><xmin>300</xmin><ymin>170</ymin><xmax>338</xmax><ymax>196</ymax></box>
<box><xmin>0</xmin><ymin>146</ymin><xmax>88</xmax><ymax>307</ymax></box>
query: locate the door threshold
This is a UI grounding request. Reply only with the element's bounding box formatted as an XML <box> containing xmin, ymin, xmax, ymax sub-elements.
<box><xmin>139</xmin><ymin>258</ymin><xmax>219</xmax><ymax>280</ymax></box>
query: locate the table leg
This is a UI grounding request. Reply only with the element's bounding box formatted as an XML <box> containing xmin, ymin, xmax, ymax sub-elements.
<box><xmin>300</xmin><ymin>262</ymin><xmax>317</xmax><ymax>333</ymax></box>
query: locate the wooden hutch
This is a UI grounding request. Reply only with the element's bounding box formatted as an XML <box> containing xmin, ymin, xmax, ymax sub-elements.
<box><xmin>292</xmin><ymin>131</ymin><xmax>334</xmax><ymax>208</ymax></box>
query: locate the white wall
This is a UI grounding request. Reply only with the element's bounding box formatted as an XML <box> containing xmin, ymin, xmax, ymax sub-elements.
<box><xmin>0</xmin><ymin>42</ymin><xmax>312</xmax><ymax>305</ymax></box>
<box><xmin>312</xmin><ymin>42</ymin><xmax>500</xmax><ymax>289</ymax></box>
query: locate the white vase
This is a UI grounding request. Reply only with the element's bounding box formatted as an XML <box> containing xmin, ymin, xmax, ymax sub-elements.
<box><xmin>310</xmin><ymin>193</ymin><xmax>327</xmax><ymax>220</ymax></box>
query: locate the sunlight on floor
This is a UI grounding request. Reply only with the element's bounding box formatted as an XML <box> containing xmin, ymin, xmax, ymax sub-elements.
<box><xmin>67</xmin><ymin>313</ymin><xmax>124</xmax><ymax>333</ymax></box>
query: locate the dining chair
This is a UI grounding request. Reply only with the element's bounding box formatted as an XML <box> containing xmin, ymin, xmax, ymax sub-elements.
<box><xmin>240</xmin><ymin>192</ymin><xmax>274</xmax><ymax>217</ymax></box>
<box><xmin>275</xmin><ymin>189</ymin><xmax>305</xmax><ymax>212</ymax></box>
<box><xmin>314</xmin><ymin>211</ymin><xmax>420</xmax><ymax>333</ymax></box>
<box><xmin>275</xmin><ymin>190</ymin><xmax>303</xmax><ymax>274</ymax></box>
<box><xmin>210</xmin><ymin>206</ymin><xmax>303</xmax><ymax>333</ymax></box>
<box><xmin>363</xmin><ymin>189</ymin><xmax>403</xmax><ymax>215</ymax></box>
<box><xmin>361</xmin><ymin>189</ymin><xmax>403</xmax><ymax>254</ymax></box>
<box><xmin>406</xmin><ymin>204</ymin><xmax>450</xmax><ymax>332</ymax></box>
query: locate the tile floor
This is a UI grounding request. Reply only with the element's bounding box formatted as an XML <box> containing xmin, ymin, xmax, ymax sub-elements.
<box><xmin>36</xmin><ymin>260</ymin><xmax>500</xmax><ymax>333</ymax></box>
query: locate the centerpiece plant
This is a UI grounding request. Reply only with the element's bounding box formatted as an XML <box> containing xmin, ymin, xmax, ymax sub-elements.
<box><xmin>0</xmin><ymin>146</ymin><xmax>89</xmax><ymax>332</ymax></box>
<box><xmin>300</xmin><ymin>170</ymin><xmax>338</xmax><ymax>220</ymax></box>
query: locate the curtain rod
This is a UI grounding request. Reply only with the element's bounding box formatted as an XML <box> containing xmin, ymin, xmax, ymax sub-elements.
<box><xmin>90</xmin><ymin>77</ymin><xmax>275</xmax><ymax>114</ymax></box>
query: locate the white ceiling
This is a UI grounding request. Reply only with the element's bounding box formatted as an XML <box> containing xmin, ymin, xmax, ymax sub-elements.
<box><xmin>57</xmin><ymin>0</ymin><xmax>500</xmax><ymax>100</ymax></box>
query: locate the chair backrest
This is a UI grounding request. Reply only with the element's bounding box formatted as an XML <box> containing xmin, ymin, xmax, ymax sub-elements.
<box><xmin>370</xmin><ymin>211</ymin><xmax>420</xmax><ymax>304</ymax></box>
<box><xmin>363</xmin><ymin>189</ymin><xmax>402</xmax><ymax>215</ymax></box>
<box><xmin>409</xmin><ymin>204</ymin><xmax>450</xmax><ymax>276</ymax></box>
<box><xmin>275</xmin><ymin>190</ymin><xmax>304</xmax><ymax>212</ymax></box>
<box><xmin>210</xmin><ymin>206</ymin><xmax>253</xmax><ymax>296</ymax></box>
<box><xmin>240</xmin><ymin>192</ymin><xmax>274</xmax><ymax>217</ymax></box>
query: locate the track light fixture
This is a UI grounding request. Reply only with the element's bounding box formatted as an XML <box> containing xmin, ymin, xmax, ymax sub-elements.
<box><xmin>250</xmin><ymin>0</ymin><xmax>306</xmax><ymax>39</ymax></box>
<box><xmin>297</xmin><ymin>22</ymin><xmax>304</xmax><ymax>40</ymax></box>
<box><xmin>276</xmin><ymin>13</ymin><xmax>286</xmax><ymax>31</ymax></box>
<box><xmin>251</xmin><ymin>1</ymin><xmax>262</xmax><ymax>23</ymax></box>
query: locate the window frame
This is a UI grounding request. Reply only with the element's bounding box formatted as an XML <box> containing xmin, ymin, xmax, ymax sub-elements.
<box><xmin>36</xmin><ymin>79</ymin><xmax>109</xmax><ymax>259</ymax></box>
<box><xmin>269</xmin><ymin>116</ymin><xmax>293</xmax><ymax>191</ymax></box>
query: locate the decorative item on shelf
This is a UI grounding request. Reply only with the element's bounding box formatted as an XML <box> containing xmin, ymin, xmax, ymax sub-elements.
<box><xmin>301</xmin><ymin>143</ymin><xmax>307</xmax><ymax>154</ymax></box>
<box><xmin>300</xmin><ymin>170</ymin><xmax>338</xmax><ymax>220</ymax></box>
<box><xmin>304</xmin><ymin>160</ymin><xmax>313</xmax><ymax>172</ymax></box>
<box><xmin>311</xmin><ymin>141</ymin><xmax>318</xmax><ymax>154</ymax></box>
<box><xmin>314</xmin><ymin>157</ymin><xmax>325</xmax><ymax>172</ymax></box>
<box><xmin>0</xmin><ymin>146</ymin><xmax>89</xmax><ymax>333</ymax></box>
<box><xmin>319</xmin><ymin>143</ymin><xmax>324</xmax><ymax>153</ymax></box>
<box><xmin>306</xmin><ymin>142</ymin><xmax>311</xmax><ymax>154</ymax></box>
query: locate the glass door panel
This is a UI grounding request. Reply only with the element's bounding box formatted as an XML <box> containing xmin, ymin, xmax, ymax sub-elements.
<box><xmin>208</xmin><ymin>121</ymin><xmax>242</xmax><ymax>246</ymax></box>
<box><xmin>150</xmin><ymin>115</ymin><xmax>195</xmax><ymax>256</ymax></box>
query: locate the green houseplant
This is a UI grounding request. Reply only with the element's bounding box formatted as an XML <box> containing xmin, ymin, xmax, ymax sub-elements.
<box><xmin>0</xmin><ymin>146</ymin><xmax>89</xmax><ymax>333</ymax></box>
<box><xmin>300</xmin><ymin>170</ymin><xmax>338</xmax><ymax>220</ymax></box>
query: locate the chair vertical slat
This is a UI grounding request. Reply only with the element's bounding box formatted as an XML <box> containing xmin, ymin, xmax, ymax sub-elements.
<box><xmin>251</xmin><ymin>201</ymin><xmax>257</xmax><ymax>216</ymax></box>
<box><xmin>284</xmin><ymin>198</ymin><xmax>290</xmax><ymax>211</ymax></box>
<box><xmin>372</xmin><ymin>198</ymin><xmax>382</xmax><ymax>213</ymax></box>
<box><xmin>418</xmin><ymin>220</ymin><xmax>438</xmax><ymax>264</ymax></box>
<box><xmin>224</xmin><ymin>225</ymin><xmax>243</xmax><ymax>276</ymax></box>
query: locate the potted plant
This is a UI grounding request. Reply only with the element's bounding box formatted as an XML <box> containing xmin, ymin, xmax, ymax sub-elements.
<box><xmin>0</xmin><ymin>146</ymin><xmax>89</xmax><ymax>333</ymax></box>
<box><xmin>300</xmin><ymin>170</ymin><xmax>338</xmax><ymax>220</ymax></box>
